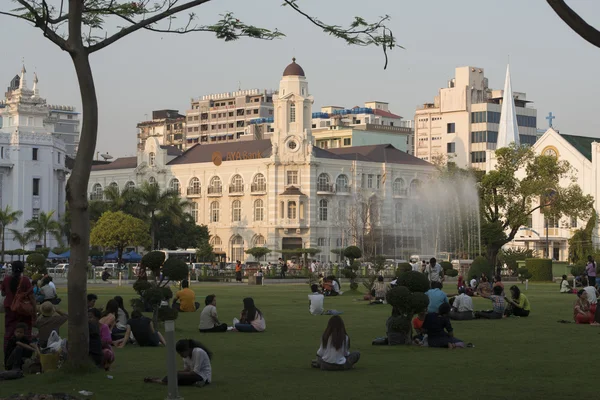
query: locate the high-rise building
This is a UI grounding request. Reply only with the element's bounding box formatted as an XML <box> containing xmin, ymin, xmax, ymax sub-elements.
<box><xmin>136</xmin><ymin>109</ymin><xmax>185</xmax><ymax>151</ymax></box>
<box><xmin>414</xmin><ymin>66</ymin><xmax>538</xmax><ymax>168</ymax></box>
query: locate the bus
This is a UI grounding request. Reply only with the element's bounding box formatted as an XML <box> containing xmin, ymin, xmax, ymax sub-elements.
<box><xmin>160</xmin><ymin>249</ymin><xmax>198</xmax><ymax>263</ymax></box>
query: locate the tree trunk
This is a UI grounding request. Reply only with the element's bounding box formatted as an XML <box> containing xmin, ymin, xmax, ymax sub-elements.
<box><xmin>151</xmin><ymin>211</ymin><xmax>156</xmax><ymax>250</ymax></box>
<box><xmin>66</xmin><ymin>49</ymin><xmax>98</xmax><ymax>369</ymax></box>
<box><xmin>1</xmin><ymin>226</ymin><xmax>5</xmax><ymax>263</ymax></box>
<box><xmin>43</xmin><ymin>231</ymin><xmax>47</xmax><ymax>248</ymax></box>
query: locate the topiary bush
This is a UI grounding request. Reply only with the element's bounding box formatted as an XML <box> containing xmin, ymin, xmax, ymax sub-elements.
<box><xmin>141</xmin><ymin>251</ymin><xmax>166</xmax><ymax>277</ymax></box>
<box><xmin>445</xmin><ymin>269</ymin><xmax>459</xmax><ymax>277</ymax></box>
<box><xmin>397</xmin><ymin>271</ymin><xmax>430</xmax><ymax>293</ymax></box>
<box><xmin>343</xmin><ymin>246</ymin><xmax>362</xmax><ymax>262</ymax></box>
<box><xmin>26</xmin><ymin>253</ymin><xmax>47</xmax><ymax>276</ymax></box>
<box><xmin>163</xmin><ymin>258</ymin><xmax>189</xmax><ymax>282</ymax></box>
<box><xmin>396</xmin><ymin>262</ymin><xmax>412</xmax><ymax>275</ymax></box>
<box><xmin>517</xmin><ymin>267</ymin><xmax>532</xmax><ymax>283</ymax></box>
<box><xmin>571</xmin><ymin>265</ymin><xmax>586</xmax><ymax>277</ymax></box>
<box><xmin>525</xmin><ymin>258</ymin><xmax>552</xmax><ymax>281</ymax></box>
<box><xmin>468</xmin><ymin>256</ymin><xmax>493</xmax><ymax>280</ymax></box>
<box><xmin>440</xmin><ymin>261</ymin><xmax>453</xmax><ymax>272</ymax></box>
<box><xmin>385</xmin><ymin>286</ymin><xmax>430</xmax><ymax>342</ymax></box>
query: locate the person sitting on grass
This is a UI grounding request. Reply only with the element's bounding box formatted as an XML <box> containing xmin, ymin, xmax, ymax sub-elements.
<box><xmin>560</xmin><ymin>275</ymin><xmax>574</xmax><ymax>293</ymax></box>
<box><xmin>89</xmin><ymin>308</ymin><xmax>116</xmax><ymax>371</ymax></box>
<box><xmin>32</xmin><ymin>279</ymin><xmax>44</xmax><ymax>304</ymax></box>
<box><xmin>172</xmin><ymin>280</ymin><xmax>200</xmax><ymax>312</ymax></box>
<box><xmin>370</xmin><ymin>276</ymin><xmax>387</xmax><ymax>303</ymax></box>
<box><xmin>113</xmin><ymin>296</ymin><xmax>130</xmax><ymax>340</ymax></box>
<box><xmin>199</xmin><ymin>295</ymin><xmax>228</xmax><ymax>333</ymax></box>
<box><xmin>40</xmin><ymin>276</ymin><xmax>60</xmax><ymax>305</ymax></box>
<box><xmin>425</xmin><ymin>281</ymin><xmax>448</xmax><ymax>313</ymax></box>
<box><xmin>101</xmin><ymin>268</ymin><xmax>112</xmax><ymax>282</ymax></box>
<box><xmin>5</xmin><ymin>323</ymin><xmax>38</xmax><ymax>371</ymax></box>
<box><xmin>100</xmin><ymin>299</ymin><xmax>119</xmax><ymax>331</ymax></box>
<box><xmin>422</xmin><ymin>303</ymin><xmax>468</xmax><ymax>349</ymax></box>
<box><xmin>312</xmin><ymin>315</ymin><xmax>360</xmax><ymax>370</ymax></box>
<box><xmin>309</xmin><ymin>284</ymin><xmax>343</xmax><ymax>316</ymax></box>
<box><xmin>493</xmin><ymin>275</ymin><xmax>504</xmax><ymax>296</ymax></box>
<box><xmin>145</xmin><ymin>339</ymin><xmax>212</xmax><ymax>387</ymax></box>
<box><xmin>234</xmin><ymin>297</ymin><xmax>266</xmax><ymax>332</ymax></box>
<box><xmin>583</xmin><ymin>283</ymin><xmax>598</xmax><ymax>315</ymax></box>
<box><xmin>123</xmin><ymin>310</ymin><xmax>166</xmax><ymax>346</ymax></box>
<box><xmin>35</xmin><ymin>302</ymin><xmax>68</xmax><ymax>348</ymax></box>
<box><xmin>449</xmin><ymin>287</ymin><xmax>474</xmax><ymax>320</ymax></box>
<box><xmin>87</xmin><ymin>293</ymin><xmax>98</xmax><ymax>310</ymax></box>
<box><xmin>476</xmin><ymin>276</ymin><xmax>492</xmax><ymax>298</ymax></box>
<box><xmin>574</xmin><ymin>290</ymin><xmax>593</xmax><ymax>324</ymax></box>
<box><xmin>412</xmin><ymin>310</ymin><xmax>427</xmax><ymax>345</ymax></box>
<box><xmin>323</xmin><ymin>275</ymin><xmax>342</xmax><ymax>296</ymax></box>
<box><xmin>504</xmin><ymin>285</ymin><xmax>531</xmax><ymax>317</ymax></box>
<box><xmin>474</xmin><ymin>285</ymin><xmax>506</xmax><ymax>319</ymax></box>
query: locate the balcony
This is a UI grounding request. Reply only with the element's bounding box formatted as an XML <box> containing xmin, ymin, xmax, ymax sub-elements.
<box><xmin>173</xmin><ymin>133</ymin><xmax>183</xmax><ymax>141</ymax></box>
<box><xmin>336</xmin><ymin>185</ymin><xmax>351</xmax><ymax>195</ymax></box>
<box><xmin>207</xmin><ymin>186</ymin><xmax>222</xmax><ymax>197</ymax></box>
<box><xmin>187</xmin><ymin>187</ymin><xmax>202</xmax><ymax>197</ymax></box>
<box><xmin>229</xmin><ymin>185</ymin><xmax>244</xmax><ymax>196</ymax></box>
<box><xmin>393</xmin><ymin>189</ymin><xmax>408</xmax><ymax>198</ymax></box>
<box><xmin>251</xmin><ymin>183</ymin><xmax>267</xmax><ymax>195</ymax></box>
<box><xmin>281</xmin><ymin>218</ymin><xmax>307</xmax><ymax>228</ymax></box>
<box><xmin>317</xmin><ymin>183</ymin><xmax>335</xmax><ymax>194</ymax></box>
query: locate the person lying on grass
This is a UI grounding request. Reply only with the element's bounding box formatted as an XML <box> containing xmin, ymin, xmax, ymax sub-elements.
<box><xmin>145</xmin><ymin>339</ymin><xmax>212</xmax><ymax>387</ymax></box>
<box><xmin>422</xmin><ymin>303</ymin><xmax>469</xmax><ymax>349</ymax></box>
<box><xmin>312</xmin><ymin>315</ymin><xmax>360</xmax><ymax>370</ymax></box>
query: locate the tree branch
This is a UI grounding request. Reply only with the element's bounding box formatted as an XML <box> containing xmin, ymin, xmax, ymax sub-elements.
<box><xmin>547</xmin><ymin>0</ymin><xmax>600</xmax><ymax>48</ymax></box>
<box><xmin>15</xmin><ymin>0</ymin><xmax>69</xmax><ymax>51</ymax></box>
<box><xmin>0</xmin><ymin>10</ymin><xmax>34</xmax><ymax>23</ymax></box>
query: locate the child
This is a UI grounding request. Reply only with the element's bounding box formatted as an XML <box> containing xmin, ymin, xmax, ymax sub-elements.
<box><xmin>560</xmin><ymin>275</ymin><xmax>573</xmax><ymax>294</ymax></box>
<box><xmin>145</xmin><ymin>339</ymin><xmax>212</xmax><ymax>387</ymax></box>
<box><xmin>312</xmin><ymin>316</ymin><xmax>360</xmax><ymax>370</ymax></box>
<box><xmin>412</xmin><ymin>310</ymin><xmax>427</xmax><ymax>345</ymax></box>
<box><xmin>5</xmin><ymin>323</ymin><xmax>38</xmax><ymax>370</ymax></box>
<box><xmin>422</xmin><ymin>303</ymin><xmax>467</xmax><ymax>349</ymax></box>
<box><xmin>234</xmin><ymin>298</ymin><xmax>266</xmax><ymax>332</ymax></box>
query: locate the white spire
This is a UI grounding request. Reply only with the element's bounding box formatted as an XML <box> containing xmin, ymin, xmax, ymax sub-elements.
<box><xmin>496</xmin><ymin>64</ymin><xmax>519</xmax><ymax>148</ymax></box>
<box><xmin>32</xmin><ymin>72</ymin><xmax>39</xmax><ymax>97</ymax></box>
<box><xmin>19</xmin><ymin>64</ymin><xmax>27</xmax><ymax>90</ymax></box>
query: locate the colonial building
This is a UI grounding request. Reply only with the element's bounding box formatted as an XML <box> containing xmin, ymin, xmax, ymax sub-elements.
<box><xmin>0</xmin><ymin>66</ymin><xmax>68</xmax><ymax>250</ymax></box>
<box><xmin>414</xmin><ymin>66</ymin><xmax>538</xmax><ymax>168</ymax></box>
<box><xmin>89</xmin><ymin>59</ymin><xmax>435</xmax><ymax>262</ymax></box>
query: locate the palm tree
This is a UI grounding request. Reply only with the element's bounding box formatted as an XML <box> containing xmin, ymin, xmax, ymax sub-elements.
<box><xmin>25</xmin><ymin>210</ymin><xmax>61</xmax><ymax>248</ymax></box>
<box><xmin>137</xmin><ymin>181</ymin><xmax>188</xmax><ymax>250</ymax></box>
<box><xmin>0</xmin><ymin>205</ymin><xmax>23</xmax><ymax>262</ymax></box>
<box><xmin>9</xmin><ymin>229</ymin><xmax>33</xmax><ymax>261</ymax></box>
<box><xmin>103</xmin><ymin>185</ymin><xmax>142</xmax><ymax>217</ymax></box>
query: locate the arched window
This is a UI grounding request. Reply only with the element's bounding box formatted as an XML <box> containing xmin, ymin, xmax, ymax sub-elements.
<box><xmin>209</xmin><ymin>201</ymin><xmax>220</xmax><ymax>222</ymax></box>
<box><xmin>393</xmin><ymin>178</ymin><xmax>406</xmax><ymax>196</ymax></box>
<box><xmin>230</xmin><ymin>235</ymin><xmax>244</xmax><ymax>262</ymax></box>
<box><xmin>318</xmin><ymin>199</ymin><xmax>328</xmax><ymax>221</ymax></box>
<box><xmin>395</xmin><ymin>202</ymin><xmax>403</xmax><ymax>224</ymax></box>
<box><xmin>148</xmin><ymin>176</ymin><xmax>157</xmax><ymax>186</ymax></box>
<box><xmin>254</xmin><ymin>235</ymin><xmax>266</xmax><ymax>247</ymax></box>
<box><xmin>290</xmin><ymin>102</ymin><xmax>296</xmax><ymax>123</ymax></box>
<box><xmin>191</xmin><ymin>202</ymin><xmax>199</xmax><ymax>222</ymax></box>
<box><xmin>232</xmin><ymin>200</ymin><xmax>242</xmax><ymax>222</ymax></box>
<box><xmin>209</xmin><ymin>176</ymin><xmax>222</xmax><ymax>194</ymax></box>
<box><xmin>317</xmin><ymin>173</ymin><xmax>331</xmax><ymax>192</ymax></box>
<box><xmin>336</xmin><ymin>174</ymin><xmax>349</xmax><ymax>193</ymax></box>
<box><xmin>230</xmin><ymin>174</ymin><xmax>244</xmax><ymax>193</ymax></box>
<box><xmin>252</xmin><ymin>173</ymin><xmax>266</xmax><ymax>192</ymax></box>
<box><xmin>188</xmin><ymin>177</ymin><xmax>201</xmax><ymax>195</ymax></box>
<box><xmin>317</xmin><ymin>238</ymin><xmax>327</xmax><ymax>246</ymax></box>
<box><xmin>169</xmin><ymin>178</ymin><xmax>180</xmax><ymax>194</ymax></box>
<box><xmin>210</xmin><ymin>235</ymin><xmax>222</xmax><ymax>252</ymax></box>
<box><xmin>410</xmin><ymin>179</ymin><xmax>422</xmax><ymax>196</ymax></box>
<box><xmin>91</xmin><ymin>183</ymin><xmax>103</xmax><ymax>200</ymax></box>
<box><xmin>288</xmin><ymin>201</ymin><xmax>297</xmax><ymax>219</ymax></box>
<box><xmin>125</xmin><ymin>181</ymin><xmax>136</xmax><ymax>191</ymax></box>
<box><xmin>338</xmin><ymin>200</ymin><xmax>347</xmax><ymax>220</ymax></box>
<box><xmin>149</xmin><ymin>152</ymin><xmax>155</xmax><ymax>166</ymax></box>
<box><xmin>108</xmin><ymin>182</ymin><xmax>118</xmax><ymax>191</ymax></box>
<box><xmin>254</xmin><ymin>199</ymin><xmax>264</xmax><ymax>221</ymax></box>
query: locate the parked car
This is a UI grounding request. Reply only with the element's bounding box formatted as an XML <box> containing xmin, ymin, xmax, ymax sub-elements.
<box><xmin>48</xmin><ymin>264</ymin><xmax>69</xmax><ymax>274</ymax></box>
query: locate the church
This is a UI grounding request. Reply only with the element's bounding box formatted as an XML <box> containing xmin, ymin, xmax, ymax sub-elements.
<box><xmin>0</xmin><ymin>66</ymin><xmax>69</xmax><ymax>251</ymax></box>
<box><xmin>89</xmin><ymin>59</ymin><xmax>435</xmax><ymax>263</ymax></box>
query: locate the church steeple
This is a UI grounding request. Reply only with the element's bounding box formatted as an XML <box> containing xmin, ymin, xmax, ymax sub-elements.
<box><xmin>496</xmin><ymin>64</ymin><xmax>520</xmax><ymax>148</ymax></box>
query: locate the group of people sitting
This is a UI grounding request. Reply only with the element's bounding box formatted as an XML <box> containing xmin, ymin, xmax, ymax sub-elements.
<box><xmin>318</xmin><ymin>275</ymin><xmax>342</xmax><ymax>296</ymax></box>
<box><xmin>32</xmin><ymin>276</ymin><xmax>61</xmax><ymax>305</ymax></box>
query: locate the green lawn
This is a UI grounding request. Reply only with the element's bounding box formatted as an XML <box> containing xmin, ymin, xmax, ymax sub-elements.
<box><xmin>0</xmin><ymin>282</ymin><xmax>592</xmax><ymax>399</ymax></box>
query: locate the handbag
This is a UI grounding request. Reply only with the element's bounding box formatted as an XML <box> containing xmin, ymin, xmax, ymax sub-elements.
<box><xmin>11</xmin><ymin>278</ymin><xmax>35</xmax><ymax>317</ymax></box>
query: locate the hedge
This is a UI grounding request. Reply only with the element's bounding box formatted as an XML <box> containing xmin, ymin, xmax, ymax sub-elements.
<box><xmin>525</xmin><ymin>258</ymin><xmax>553</xmax><ymax>281</ymax></box>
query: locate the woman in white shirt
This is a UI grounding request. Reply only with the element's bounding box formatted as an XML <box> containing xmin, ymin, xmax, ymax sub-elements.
<box><xmin>144</xmin><ymin>339</ymin><xmax>212</xmax><ymax>387</ymax></box>
<box><xmin>234</xmin><ymin>297</ymin><xmax>266</xmax><ymax>332</ymax></box>
<box><xmin>312</xmin><ymin>316</ymin><xmax>360</xmax><ymax>370</ymax></box>
<box><xmin>560</xmin><ymin>275</ymin><xmax>572</xmax><ymax>293</ymax></box>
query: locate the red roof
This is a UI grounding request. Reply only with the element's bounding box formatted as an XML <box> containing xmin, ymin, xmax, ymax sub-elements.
<box><xmin>374</xmin><ymin>109</ymin><xmax>402</xmax><ymax>119</ymax></box>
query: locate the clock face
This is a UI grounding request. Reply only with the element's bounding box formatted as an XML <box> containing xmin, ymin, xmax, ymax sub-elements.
<box><xmin>544</xmin><ymin>148</ymin><xmax>557</xmax><ymax>157</ymax></box>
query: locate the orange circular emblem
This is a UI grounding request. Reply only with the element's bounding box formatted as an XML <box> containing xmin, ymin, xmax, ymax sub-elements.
<box><xmin>212</xmin><ymin>151</ymin><xmax>222</xmax><ymax>166</ymax></box>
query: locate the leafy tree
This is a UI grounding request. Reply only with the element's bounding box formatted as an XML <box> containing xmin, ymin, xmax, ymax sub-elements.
<box><xmin>196</xmin><ymin>242</ymin><xmax>215</xmax><ymax>263</ymax></box>
<box><xmin>344</xmin><ymin>246</ymin><xmax>363</xmax><ymax>263</ymax></box>
<box><xmin>498</xmin><ymin>248</ymin><xmax>537</xmax><ymax>274</ymax></box>
<box><xmin>8</xmin><ymin>229</ymin><xmax>34</xmax><ymax>260</ymax></box>
<box><xmin>25</xmin><ymin>210</ymin><xmax>61</xmax><ymax>248</ymax></box>
<box><xmin>479</xmin><ymin>144</ymin><xmax>594</xmax><ymax>267</ymax></box>
<box><xmin>568</xmin><ymin>211</ymin><xmax>596</xmax><ymax>264</ymax></box>
<box><xmin>90</xmin><ymin>211</ymin><xmax>150</xmax><ymax>266</ymax></box>
<box><xmin>103</xmin><ymin>185</ymin><xmax>141</xmax><ymax>217</ymax></box>
<box><xmin>517</xmin><ymin>268</ymin><xmax>533</xmax><ymax>283</ymax></box>
<box><xmin>140</xmin><ymin>251</ymin><xmax>167</xmax><ymax>279</ymax></box>
<box><xmin>468</xmin><ymin>256</ymin><xmax>493</xmax><ymax>280</ymax></box>
<box><xmin>89</xmin><ymin>200</ymin><xmax>109</xmax><ymax>225</ymax></box>
<box><xmin>245</xmin><ymin>247</ymin><xmax>272</xmax><ymax>261</ymax></box>
<box><xmin>373</xmin><ymin>255</ymin><xmax>387</xmax><ymax>272</ymax></box>
<box><xmin>2</xmin><ymin>0</ymin><xmax>398</xmax><ymax>368</ymax></box>
<box><xmin>26</xmin><ymin>253</ymin><xmax>47</xmax><ymax>276</ymax></box>
<box><xmin>0</xmin><ymin>205</ymin><xmax>23</xmax><ymax>262</ymax></box>
<box><xmin>155</xmin><ymin>214</ymin><xmax>209</xmax><ymax>250</ymax></box>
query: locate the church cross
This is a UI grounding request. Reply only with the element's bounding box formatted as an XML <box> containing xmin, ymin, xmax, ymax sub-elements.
<box><xmin>546</xmin><ymin>112</ymin><xmax>555</xmax><ymax>128</ymax></box>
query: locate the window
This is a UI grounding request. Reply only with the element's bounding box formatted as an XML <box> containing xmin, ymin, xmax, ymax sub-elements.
<box><xmin>33</xmin><ymin>178</ymin><xmax>40</xmax><ymax>196</ymax></box>
<box><xmin>393</xmin><ymin>178</ymin><xmax>406</xmax><ymax>196</ymax></box>
<box><xmin>209</xmin><ymin>176</ymin><xmax>222</xmax><ymax>194</ymax></box>
<box><xmin>148</xmin><ymin>176</ymin><xmax>157</xmax><ymax>186</ymax></box>
<box><xmin>254</xmin><ymin>199</ymin><xmax>264</xmax><ymax>221</ymax></box>
<box><xmin>209</xmin><ymin>201</ymin><xmax>220</xmax><ymax>222</ymax></box>
<box><xmin>343</xmin><ymin>138</ymin><xmax>351</xmax><ymax>146</ymax></box>
<box><xmin>317</xmin><ymin>238</ymin><xmax>326</xmax><ymax>246</ymax></box>
<box><xmin>409</xmin><ymin>179</ymin><xmax>422</xmax><ymax>196</ymax></box>
<box><xmin>32</xmin><ymin>148</ymin><xmax>38</xmax><ymax>160</ymax></box>
<box><xmin>517</xmin><ymin>115</ymin><xmax>537</xmax><ymax>128</ymax></box>
<box><xmin>58</xmin><ymin>152</ymin><xmax>61</xmax><ymax>164</ymax></box>
<box><xmin>125</xmin><ymin>181</ymin><xmax>135</xmax><ymax>191</ymax></box>
<box><xmin>109</xmin><ymin>182</ymin><xmax>119</xmax><ymax>191</ymax></box>
<box><xmin>318</xmin><ymin>199</ymin><xmax>328</xmax><ymax>221</ymax></box>
<box><xmin>90</xmin><ymin>183</ymin><xmax>103</xmax><ymax>200</ymax></box>
<box><xmin>230</xmin><ymin>174</ymin><xmax>244</xmax><ymax>193</ymax></box>
<box><xmin>447</xmin><ymin>142</ymin><xmax>456</xmax><ymax>153</ymax></box>
<box><xmin>526</xmin><ymin>214</ymin><xmax>533</xmax><ymax>228</ymax></box>
<box><xmin>288</xmin><ymin>201</ymin><xmax>297</xmax><ymax>219</ymax></box>
<box><xmin>189</xmin><ymin>177</ymin><xmax>201</xmax><ymax>195</ymax></box>
<box><xmin>232</xmin><ymin>200</ymin><xmax>242</xmax><ymax>222</ymax></box>
<box><xmin>336</xmin><ymin>175</ymin><xmax>349</xmax><ymax>193</ymax></box>
<box><xmin>520</xmin><ymin>135</ymin><xmax>538</xmax><ymax>146</ymax></box>
<box><xmin>446</xmin><ymin>123</ymin><xmax>455</xmax><ymax>134</ymax></box>
<box><xmin>395</xmin><ymin>202</ymin><xmax>403</xmax><ymax>223</ymax></box>
<box><xmin>367</xmin><ymin>174</ymin><xmax>373</xmax><ymax>189</ymax></box>
<box><xmin>169</xmin><ymin>178</ymin><xmax>180</xmax><ymax>193</ymax></box>
<box><xmin>287</xmin><ymin>171</ymin><xmax>298</xmax><ymax>186</ymax></box>
<box><xmin>191</xmin><ymin>202</ymin><xmax>198</xmax><ymax>222</ymax></box>
<box><xmin>317</xmin><ymin>173</ymin><xmax>331</xmax><ymax>192</ymax></box>
<box><xmin>571</xmin><ymin>216</ymin><xmax>578</xmax><ymax>228</ymax></box>
<box><xmin>210</xmin><ymin>235</ymin><xmax>222</xmax><ymax>252</ymax></box>
<box><xmin>0</xmin><ymin>147</ymin><xmax>3</xmax><ymax>158</ymax></box>
<box><xmin>254</xmin><ymin>235</ymin><xmax>266</xmax><ymax>247</ymax></box>
<box><xmin>338</xmin><ymin>200</ymin><xmax>347</xmax><ymax>220</ymax></box>
<box><xmin>376</xmin><ymin>175</ymin><xmax>381</xmax><ymax>189</ymax></box>
<box><xmin>290</xmin><ymin>102</ymin><xmax>296</xmax><ymax>123</ymax></box>
<box><xmin>252</xmin><ymin>174</ymin><xmax>266</xmax><ymax>192</ymax></box>
<box><xmin>471</xmin><ymin>131</ymin><xmax>498</xmax><ymax>144</ymax></box>
<box><xmin>149</xmin><ymin>152</ymin><xmax>155</xmax><ymax>166</ymax></box>
<box><xmin>470</xmin><ymin>151</ymin><xmax>487</xmax><ymax>163</ymax></box>
<box><xmin>32</xmin><ymin>208</ymin><xmax>40</xmax><ymax>220</ymax></box>
<box><xmin>230</xmin><ymin>235</ymin><xmax>244</xmax><ymax>263</ymax></box>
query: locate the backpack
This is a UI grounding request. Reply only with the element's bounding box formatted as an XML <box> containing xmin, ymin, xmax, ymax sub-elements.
<box><xmin>11</xmin><ymin>277</ymin><xmax>35</xmax><ymax>317</ymax></box>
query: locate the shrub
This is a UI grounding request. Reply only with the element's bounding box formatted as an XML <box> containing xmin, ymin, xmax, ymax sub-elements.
<box><xmin>343</xmin><ymin>246</ymin><xmax>362</xmax><ymax>262</ymax></box>
<box><xmin>571</xmin><ymin>265</ymin><xmax>586</xmax><ymax>277</ymax></box>
<box><xmin>517</xmin><ymin>268</ymin><xmax>533</xmax><ymax>283</ymax></box>
<box><xmin>468</xmin><ymin>256</ymin><xmax>493</xmax><ymax>280</ymax></box>
<box><xmin>158</xmin><ymin>306</ymin><xmax>178</xmax><ymax>321</ymax></box>
<box><xmin>396</xmin><ymin>262</ymin><xmax>412</xmax><ymax>275</ymax></box>
<box><xmin>26</xmin><ymin>253</ymin><xmax>47</xmax><ymax>275</ymax></box>
<box><xmin>397</xmin><ymin>271</ymin><xmax>430</xmax><ymax>293</ymax></box>
<box><xmin>162</xmin><ymin>258</ymin><xmax>189</xmax><ymax>282</ymax></box>
<box><xmin>440</xmin><ymin>261</ymin><xmax>453</xmax><ymax>272</ymax></box>
<box><xmin>525</xmin><ymin>258</ymin><xmax>552</xmax><ymax>281</ymax></box>
<box><xmin>141</xmin><ymin>251</ymin><xmax>166</xmax><ymax>276</ymax></box>
<box><xmin>445</xmin><ymin>269</ymin><xmax>459</xmax><ymax>277</ymax></box>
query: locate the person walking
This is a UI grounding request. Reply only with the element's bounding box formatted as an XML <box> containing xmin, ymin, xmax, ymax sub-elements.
<box><xmin>586</xmin><ymin>255</ymin><xmax>597</xmax><ymax>287</ymax></box>
<box><xmin>235</xmin><ymin>261</ymin><xmax>243</xmax><ymax>283</ymax></box>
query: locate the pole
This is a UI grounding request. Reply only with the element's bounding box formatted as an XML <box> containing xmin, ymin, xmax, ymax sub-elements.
<box><xmin>118</xmin><ymin>272</ymin><xmax>122</xmax><ymax>287</ymax></box>
<box><xmin>164</xmin><ymin>320</ymin><xmax>182</xmax><ymax>400</ymax></box>
<box><xmin>546</xmin><ymin>217</ymin><xmax>549</xmax><ymax>259</ymax></box>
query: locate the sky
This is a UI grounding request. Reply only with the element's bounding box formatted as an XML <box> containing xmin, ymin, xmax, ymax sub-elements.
<box><xmin>2</xmin><ymin>0</ymin><xmax>600</xmax><ymax>158</ymax></box>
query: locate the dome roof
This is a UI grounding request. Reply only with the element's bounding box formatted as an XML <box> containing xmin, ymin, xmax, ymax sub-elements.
<box><xmin>282</xmin><ymin>58</ymin><xmax>305</xmax><ymax>77</ymax></box>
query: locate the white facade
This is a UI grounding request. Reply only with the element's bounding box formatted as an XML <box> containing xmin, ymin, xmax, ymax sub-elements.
<box><xmin>0</xmin><ymin>66</ymin><xmax>68</xmax><ymax>250</ymax></box>
<box><xmin>89</xmin><ymin>60</ymin><xmax>435</xmax><ymax>262</ymax></box>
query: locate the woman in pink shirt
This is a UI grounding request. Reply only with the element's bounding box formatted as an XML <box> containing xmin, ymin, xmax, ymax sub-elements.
<box><xmin>586</xmin><ymin>256</ymin><xmax>597</xmax><ymax>287</ymax></box>
<box><xmin>235</xmin><ymin>297</ymin><xmax>266</xmax><ymax>332</ymax></box>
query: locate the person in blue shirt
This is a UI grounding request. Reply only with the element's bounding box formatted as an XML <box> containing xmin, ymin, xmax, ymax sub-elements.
<box><xmin>425</xmin><ymin>281</ymin><xmax>448</xmax><ymax>314</ymax></box>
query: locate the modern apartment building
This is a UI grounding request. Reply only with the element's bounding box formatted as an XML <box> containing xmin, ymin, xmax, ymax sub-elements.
<box><xmin>136</xmin><ymin>109</ymin><xmax>185</xmax><ymax>151</ymax></box>
<box><xmin>414</xmin><ymin>66</ymin><xmax>538</xmax><ymax>168</ymax></box>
